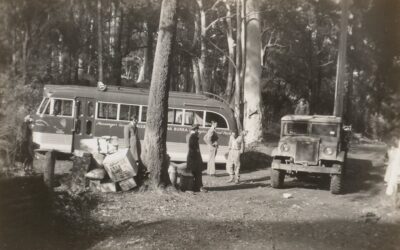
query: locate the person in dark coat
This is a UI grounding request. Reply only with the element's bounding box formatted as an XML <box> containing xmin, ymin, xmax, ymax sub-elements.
<box><xmin>295</xmin><ymin>98</ymin><xmax>310</xmax><ymax>115</ymax></box>
<box><xmin>124</xmin><ymin>116</ymin><xmax>141</xmax><ymax>164</ymax></box>
<box><xmin>186</xmin><ymin>124</ymin><xmax>207</xmax><ymax>192</ymax></box>
<box><xmin>21</xmin><ymin>115</ymin><xmax>34</xmax><ymax>173</ymax></box>
<box><xmin>204</xmin><ymin>121</ymin><xmax>218</xmax><ymax>176</ymax></box>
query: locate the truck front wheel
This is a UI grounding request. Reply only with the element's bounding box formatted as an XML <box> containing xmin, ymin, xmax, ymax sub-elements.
<box><xmin>330</xmin><ymin>165</ymin><xmax>344</xmax><ymax>194</ymax></box>
<box><xmin>271</xmin><ymin>161</ymin><xmax>285</xmax><ymax>188</ymax></box>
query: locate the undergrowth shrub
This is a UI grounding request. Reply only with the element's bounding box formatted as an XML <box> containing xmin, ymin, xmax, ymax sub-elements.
<box><xmin>0</xmin><ymin>73</ymin><xmax>42</xmax><ymax>173</ymax></box>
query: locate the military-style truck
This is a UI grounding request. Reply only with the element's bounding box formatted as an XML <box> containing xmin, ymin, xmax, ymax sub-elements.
<box><xmin>271</xmin><ymin>115</ymin><xmax>350</xmax><ymax>194</ymax></box>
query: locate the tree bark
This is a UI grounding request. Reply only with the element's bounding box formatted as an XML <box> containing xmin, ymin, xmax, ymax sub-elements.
<box><xmin>144</xmin><ymin>21</ymin><xmax>154</xmax><ymax>83</ymax></box>
<box><xmin>97</xmin><ymin>0</ymin><xmax>104</xmax><ymax>83</ymax></box>
<box><xmin>141</xmin><ymin>0</ymin><xmax>178</xmax><ymax>188</ymax></box>
<box><xmin>196</xmin><ymin>0</ymin><xmax>209</xmax><ymax>92</ymax></box>
<box><xmin>333</xmin><ymin>0</ymin><xmax>349</xmax><ymax>117</ymax></box>
<box><xmin>113</xmin><ymin>6</ymin><xmax>123</xmax><ymax>85</ymax></box>
<box><xmin>225</xmin><ymin>1</ymin><xmax>235</xmax><ymax>102</ymax></box>
<box><xmin>234</xmin><ymin>0</ymin><xmax>243</xmax><ymax>131</ymax></box>
<box><xmin>22</xmin><ymin>26</ymin><xmax>30</xmax><ymax>84</ymax></box>
<box><xmin>243</xmin><ymin>0</ymin><xmax>263</xmax><ymax>143</ymax></box>
<box><xmin>192</xmin><ymin>58</ymin><xmax>202</xmax><ymax>93</ymax></box>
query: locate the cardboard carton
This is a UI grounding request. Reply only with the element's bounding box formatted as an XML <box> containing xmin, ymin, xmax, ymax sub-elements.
<box><xmin>118</xmin><ymin>178</ymin><xmax>137</xmax><ymax>191</ymax></box>
<box><xmin>103</xmin><ymin>149</ymin><xmax>138</xmax><ymax>182</ymax></box>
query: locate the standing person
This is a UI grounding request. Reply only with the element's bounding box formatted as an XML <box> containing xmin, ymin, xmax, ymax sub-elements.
<box><xmin>124</xmin><ymin>116</ymin><xmax>141</xmax><ymax>166</ymax></box>
<box><xmin>226</xmin><ymin>130</ymin><xmax>247</xmax><ymax>184</ymax></box>
<box><xmin>186</xmin><ymin>124</ymin><xmax>207</xmax><ymax>192</ymax></box>
<box><xmin>295</xmin><ymin>98</ymin><xmax>310</xmax><ymax>115</ymax></box>
<box><xmin>204</xmin><ymin>121</ymin><xmax>218</xmax><ymax>176</ymax></box>
<box><xmin>21</xmin><ymin>115</ymin><xmax>34</xmax><ymax>173</ymax></box>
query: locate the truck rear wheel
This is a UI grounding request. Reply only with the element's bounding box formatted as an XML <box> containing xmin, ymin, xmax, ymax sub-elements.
<box><xmin>330</xmin><ymin>165</ymin><xmax>343</xmax><ymax>194</ymax></box>
<box><xmin>271</xmin><ymin>160</ymin><xmax>285</xmax><ymax>188</ymax></box>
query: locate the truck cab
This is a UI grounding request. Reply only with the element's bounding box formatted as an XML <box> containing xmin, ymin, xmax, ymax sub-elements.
<box><xmin>271</xmin><ymin>115</ymin><xmax>350</xmax><ymax>194</ymax></box>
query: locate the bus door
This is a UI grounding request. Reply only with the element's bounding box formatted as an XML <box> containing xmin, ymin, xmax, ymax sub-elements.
<box><xmin>73</xmin><ymin>97</ymin><xmax>96</xmax><ymax>151</ymax></box>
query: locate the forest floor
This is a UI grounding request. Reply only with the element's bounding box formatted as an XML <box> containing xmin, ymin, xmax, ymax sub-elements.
<box><xmin>1</xmin><ymin>143</ymin><xmax>400</xmax><ymax>250</ymax></box>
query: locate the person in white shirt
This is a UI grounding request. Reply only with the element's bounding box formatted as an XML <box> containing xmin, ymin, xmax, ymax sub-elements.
<box><xmin>226</xmin><ymin>130</ymin><xmax>247</xmax><ymax>183</ymax></box>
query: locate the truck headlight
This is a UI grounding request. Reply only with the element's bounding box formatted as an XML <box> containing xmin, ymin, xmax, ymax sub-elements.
<box><xmin>280</xmin><ymin>143</ymin><xmax>290</xmax><ymax>152</ymax></box>
<box><xmin>323</xmin><ymin>146</ymin><xmax>334</xmax><ymax>155</ymax></box>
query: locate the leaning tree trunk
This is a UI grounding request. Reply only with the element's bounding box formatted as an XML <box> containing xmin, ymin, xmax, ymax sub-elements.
<box><xmin>141</xmin><ymin>0</ymin><xmax>178</xmax><ymax>188</ymax></box>
<box><xmin>243</xmin><ymin>0</ymin><xmax>263</xmax><ymax>143</ymax></box>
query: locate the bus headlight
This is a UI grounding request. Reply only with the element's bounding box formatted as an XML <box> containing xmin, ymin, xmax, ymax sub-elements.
<box><xmin>323</xmin><ymin>147</ymin><xmax>334</xmax><ymax>155</ymax></box>
<box><xmin>280</xmin><ymin>143</ymin><xmax>290</xmax><ymax>152</ymax></box>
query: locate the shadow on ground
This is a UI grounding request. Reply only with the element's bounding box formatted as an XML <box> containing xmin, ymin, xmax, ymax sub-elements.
<box><xmin>206</xmin><ymin>181</ymin><xmax>269</xmax><ymax>192</ymax></box>
<box><xmin>4</xmin><ymin>206</ymin><xmax>399</xmax><ymax>250</ymax></box>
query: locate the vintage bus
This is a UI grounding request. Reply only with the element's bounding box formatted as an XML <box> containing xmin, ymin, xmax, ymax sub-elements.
<box><xmin>31</xmin><ymin>85</ymin><xmax>236</xmax><ymax>163</ymax></box>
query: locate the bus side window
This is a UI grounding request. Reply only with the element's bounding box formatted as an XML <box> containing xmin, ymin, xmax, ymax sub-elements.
<box><xmin>141</xmin><ymin>106</ymin><xmax>147</xmax><ymax>122</ymax></box>
<box><xmin>120</xmin><ymin>104</ymin><xmax>139</xmax><ymax>121</ymax></box>
<box><xmin>62</xmin><ymin>100</ymin><xmax>73</xmax><ymax>116</ymax></box>
<box><xmin>205</xmin><ymin>112</ymin><xmax>228</xmax><ymax>129</ymax></box>
<box><xmin>87</xmin><ymin>101</ymin><xmax>94</xmax><ymax>117</ymax></box>
<box><xmin>54</xmin><ymin>99</ymin><xmax>61</xmax><ymax>115</ymax></box>
<box><xmin>52</xmin><ymin>99</ymin><xmax>73</xmax><ymax>116</ymax></box>
<box><xmin>184</xmin><ymin>110</ymin><xmax>204</xmax><ymax>126</ymax></box>
<box><xmin>168</xmin><ymin>109</ymin><xmax>183</xmax><ymax>125</ymax></box>
<box><xmin>98</xmin><ymin>102</ymin><xmax>117</xmax><ymax>120</ymax></box>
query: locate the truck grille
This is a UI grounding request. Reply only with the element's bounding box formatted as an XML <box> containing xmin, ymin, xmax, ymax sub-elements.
<box><xmin>295</xmin><ymin>141</ymin><xmax>318</xmax><ymax>164</ymax></box>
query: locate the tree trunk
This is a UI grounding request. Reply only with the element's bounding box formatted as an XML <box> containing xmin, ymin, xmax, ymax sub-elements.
<box><xmin>22</xmin><ymin>26</ymin><xmax>30</xmax><ymax>84</ymax></box>
<box><xmin>234</xmin><ymin>0</ymin><xmax>243</xmax><ymax>131</ymax></box>
<box><xmin>141</xmin><ymin>0</ymin><xmax>178</xmax><ymax>188</ymax></box>
<box><xmin>333</xmin><ymin>0</ymin><xmax>349</xmax><ymax>117</ymax></box>
<box><xmin>97</xmin><ymin>0</ymin><xmax>104</xmax><ymax>83</ymax></box>
<box><xmin>192</xmin><ymin>58</ymin><xmax>202</xmax><ymax>93</ymax></box>
<box><xmin>143</xmin><ymin>21</ymin><xmax>154</xmax><ymax>83</ymax></box>
<box><xmin>225</xmin><ymin>1</ymin><xmax>235</xmax><ymax>102</ymax></box>
<box><xmin>113</xmin><ymin>6</ymin><xmax>123</xmax><ymax>85</ymax></box>
<box><xmin>196</xmin><ymin>0</ymin><xmax>208</xmax><ymax>92</ymax></box>
<box><xmin>243</xmin><ymin>0</ymin><xmax>263</xmax><ymax>143</ymax></box>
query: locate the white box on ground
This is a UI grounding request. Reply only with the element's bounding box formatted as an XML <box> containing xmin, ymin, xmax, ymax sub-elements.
<box><xmin>119</xmin><ymin>178</ymin><xmax>137</xmax><ymax>191</ymax></box>
<box><xmin>103</xmin><ymin>148</ymin><xmax>138</xmax><ymax>182</ymax></box>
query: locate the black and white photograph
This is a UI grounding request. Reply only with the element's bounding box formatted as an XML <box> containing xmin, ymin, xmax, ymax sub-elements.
<box><xmin>0</xmin><ymin>0</ymin><xmax>399</xmax><ymax>249</ymax></box>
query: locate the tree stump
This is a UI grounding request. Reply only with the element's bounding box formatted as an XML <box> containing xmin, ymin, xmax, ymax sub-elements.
<box><xmin>43</xmin><ymin>150</ymin><xmax>56</xmax><ymax>189</ymax></box>
<box><xmin>70</xmin><ymin>153</ymin><xmax>92</xmax><ymax>194</ymax></box>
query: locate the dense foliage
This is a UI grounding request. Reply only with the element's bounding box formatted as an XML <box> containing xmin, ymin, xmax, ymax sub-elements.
<box><xmin>0</xmin><ymin>0</ymin><xmax>399</xmax><ymax>167</ymax></box>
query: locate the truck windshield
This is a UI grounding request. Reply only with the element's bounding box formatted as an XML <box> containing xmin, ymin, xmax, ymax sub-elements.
<box><xmin>311</xmin><ymin>124</ymin><xmax>338</xmax><ymax>137</ymax></box>
<box><xmin>284</xmin><ymin>122</ymin><xmax>308</xmax><ymax>135</ymax></box>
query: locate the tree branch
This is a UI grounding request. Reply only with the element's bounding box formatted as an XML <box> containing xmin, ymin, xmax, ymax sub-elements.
<box><xmin>207</xmin><ymin>39</ymin><xmax>237</xmax><ymax>70</ymax></box>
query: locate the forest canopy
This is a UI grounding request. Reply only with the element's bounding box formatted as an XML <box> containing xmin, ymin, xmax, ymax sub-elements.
<box><xmin>0</xmin><ymin>0</ymin><xmax>399</xmax><ymax>142</ymax></box>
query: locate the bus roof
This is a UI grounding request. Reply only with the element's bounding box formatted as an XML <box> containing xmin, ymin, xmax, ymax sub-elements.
<box><xmin>43</xmin><ymin>84</ymin><xmax>233</xmax><ymax>116</ymax></box>
<box><xmin>281</xmin><ymin>115</ymin><xmax>342</xmax><ymax>123</ymax></box>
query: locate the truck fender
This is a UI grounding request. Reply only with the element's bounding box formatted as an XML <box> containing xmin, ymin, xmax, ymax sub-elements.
<box><xmin>271</xmin><ymin>147</ymin><xmax>279</xmax><ymax>157</ymax></box>
<box><xmin>335</xmin><ymin>151</ymin><xmax>346</xmax><ymax>163</ymax></box>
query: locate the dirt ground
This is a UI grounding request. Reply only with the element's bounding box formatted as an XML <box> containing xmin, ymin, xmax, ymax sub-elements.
<box><xmin>2</xmin><ymin>143</ymin><xmax>400</xmax><ymax>250</ymax></box>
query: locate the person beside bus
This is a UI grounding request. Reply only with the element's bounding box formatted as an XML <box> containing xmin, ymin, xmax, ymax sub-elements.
<box><xmin>204</xmin><ymin>121</ymin><xmax>218</xmax><ymax>176</ymax></box>
<box><xmin>21</xmin><ymin>115</ymin><xmax>34</xmax><ymax>174</ymax></box>
<box><xmin>186</xmin><ymin>124</ymin><xmax>207</xmax><ymax>192</ymax></box>
<box><xmin>226</xmin><ymin>130</ymin><xmax>247</xmax><ymax>183</ymax></box>
<box><xmin>124</xmin><ymin>116</ymin><xmax>141</xmax><ymax>165</ymax></box>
